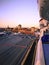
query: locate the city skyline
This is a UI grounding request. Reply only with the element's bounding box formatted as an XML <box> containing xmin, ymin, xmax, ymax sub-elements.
<box><xmin>0</xmin><ymin>0</ymin><xmax>40</xmax><ymax>28</ymax></box>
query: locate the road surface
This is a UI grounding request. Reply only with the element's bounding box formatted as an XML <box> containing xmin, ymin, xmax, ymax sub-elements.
<box><xmin>0</xmin><ymin>33</ymin><xmax>35</xmax><ymax>65</ymax></box>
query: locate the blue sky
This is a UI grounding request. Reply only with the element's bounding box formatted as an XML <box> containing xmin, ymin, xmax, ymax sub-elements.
<box><xmin>0</xmin><ymin>0</ymin><xmax>40</xmax><ymax>28</ymax></box>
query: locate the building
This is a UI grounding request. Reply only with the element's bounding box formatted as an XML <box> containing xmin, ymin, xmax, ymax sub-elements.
<box><xmin>0</xmin><ymin>28</ymin><xmax>5</xmax><ymax>32</ymax></box>
<box><xmin>31</xmin><ymin>27</ymin><xmax>35</xmax><ymax>33</ymax></box>
<box><xmin>12</xmin><ymin>27</ymin><xmax>18</xmax><ymax>33</ymax></box>
<box><xmin>18</xmin><ymin>28</ymin><xmax>31</xmax><ymax>34</ymax></box>
<box><xmin>18</xmin><ymin>24</ymin><xmax>22</xmax><ymax>30</ymax></box>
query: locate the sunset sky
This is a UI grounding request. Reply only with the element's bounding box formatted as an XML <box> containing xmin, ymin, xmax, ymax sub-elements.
<box><xmin>0</xmin><ymin>0</ymin><xmax>40</xmax><ymax>28</ymax></box>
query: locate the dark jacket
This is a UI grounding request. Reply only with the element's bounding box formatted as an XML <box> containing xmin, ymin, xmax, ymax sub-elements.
<box><xmin>42</xmin><ymin>35</ymin><xmax>49</xmax><ymax>43</ymax></box>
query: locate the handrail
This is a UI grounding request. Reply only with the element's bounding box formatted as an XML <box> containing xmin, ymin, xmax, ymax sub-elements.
<box><xmin>21</xmin><ymin>40</ymin><xmax>34</xmax><ymax>65</ymax></box>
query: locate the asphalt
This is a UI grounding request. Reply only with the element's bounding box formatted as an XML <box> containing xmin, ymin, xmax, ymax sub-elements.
<box><xmin>0</xmin><ymin>33</ymin><xmax>35</xmax><ymax>65</ymax></box>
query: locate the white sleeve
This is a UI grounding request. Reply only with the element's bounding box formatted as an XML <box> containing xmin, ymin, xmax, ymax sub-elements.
<box><xmin>34</xmin><ymin>39</ymin><xmax>45</xmax><ymax>65</ymax></box>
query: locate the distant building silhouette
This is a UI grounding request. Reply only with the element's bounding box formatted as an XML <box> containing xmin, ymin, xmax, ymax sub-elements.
<box><xmin>0</xmin><ymin>28</ymin><xmax>5</xmax><ymax>32</ymax></box>
<box><xmin>12</xmin><ymin>27</ymin><xmax>18</xmax><ymax>33</ymax></box>
<box><xmin>31</xmin><ymin>27</ymin><xmax>35</xmax><ymax>34</ymax></box>
<box><xmin>18</xmin><ymin>24</ymin><xmax>22</xmax><ymax>30</ymax></box>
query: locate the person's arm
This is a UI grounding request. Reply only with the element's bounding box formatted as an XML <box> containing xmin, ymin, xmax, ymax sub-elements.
<box><xmin>40</xmin><ymin>27</ymin><xmax>48</xmax><ymax>39</ymax></box>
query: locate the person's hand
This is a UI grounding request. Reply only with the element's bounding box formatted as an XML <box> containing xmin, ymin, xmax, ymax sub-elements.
<box><xmin>40</xmin><ymin>27</ymin><xmax>48</xmax><ymax>38</ymax></box>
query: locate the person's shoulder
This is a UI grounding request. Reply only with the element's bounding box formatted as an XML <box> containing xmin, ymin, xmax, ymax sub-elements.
<box><xmin>41</xmin><ymin>34</ymin><xmax>49</xmax><ymax>43</ymax></box>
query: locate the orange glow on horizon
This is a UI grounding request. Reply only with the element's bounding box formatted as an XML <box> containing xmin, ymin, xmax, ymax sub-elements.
<box><xmin>0</xmin><ymin>17</ymin><xmax>40</xmax><ymax>28</ymax></box>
